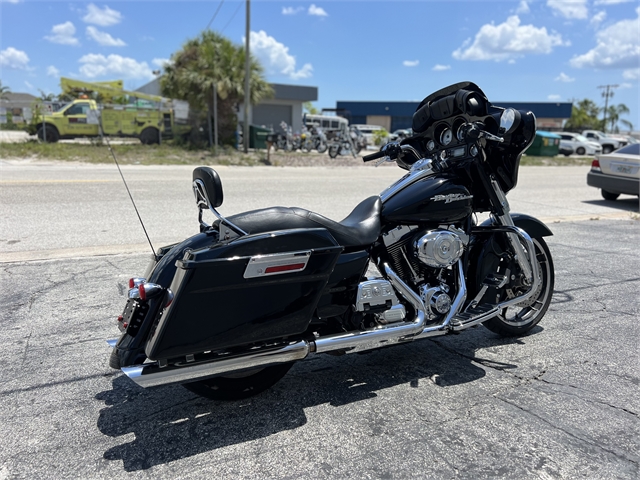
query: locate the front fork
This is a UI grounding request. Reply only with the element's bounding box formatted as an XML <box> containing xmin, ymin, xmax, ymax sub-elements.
<box><xmin>489</xmin><ymin>177</ymin><xmax>535</xmax><ymax>286</ymax></box>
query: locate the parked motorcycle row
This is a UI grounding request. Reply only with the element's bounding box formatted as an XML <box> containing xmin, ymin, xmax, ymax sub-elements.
<box><xmin>268</xmin><ymin>122</ymin><xmax>367</xmax><ymax>158</ymax></box>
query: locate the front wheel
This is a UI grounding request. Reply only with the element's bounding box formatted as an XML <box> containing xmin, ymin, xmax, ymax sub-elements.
<box><xmin>483</xmin><ymin>237</ymin><xmax>554</xmax><ymax>337</ymax></box>
<box><xmin>328</xmin><ymin>145</ymin><xmax>339</xmax><ymax>158</ymax></box>
<box><xmin>182</xmin><ymin>362</ymin><xmax>294</xmax><ymax>400</ymax></box>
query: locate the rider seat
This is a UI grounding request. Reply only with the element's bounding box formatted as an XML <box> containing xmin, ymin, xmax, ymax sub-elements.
<box><xmin>225</xmin><ymin>196</ymin><xmax>382</xmax><ymax>247</ymax></box>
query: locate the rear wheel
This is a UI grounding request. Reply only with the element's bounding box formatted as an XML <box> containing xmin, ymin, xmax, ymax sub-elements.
<box><xmin>182</xmin><ymin>363</ymin><xmax>294</xmax><ymax>400</ymax></box>
<box><xmin>328</xmin><ymin>145</ymin><xmax>339</xmax><ymax>158</ymax></box>
<box><xmin>140</xmin><ymin>127</ymin><xmax>159</xmax><ymax>145</ymax></box>
<box><xmin>601</xmin><ymin>189</ymin><xmax>620</xmax><ymax>201</ymax></box>
<box><xmin>483</xmin><ymin>237</ymin><xmax>554</xmax><ymax>337</ymax></box>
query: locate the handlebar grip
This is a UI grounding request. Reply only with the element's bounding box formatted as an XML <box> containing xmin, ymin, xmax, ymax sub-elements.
<box><xmin>362</xmin><ymin>150</ymin><xmax>386</xmax><ymax>162</ymax></box>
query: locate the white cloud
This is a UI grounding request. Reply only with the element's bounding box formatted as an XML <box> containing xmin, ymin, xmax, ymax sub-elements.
<box><xmin>555</xmin><ymin>72</ymin><xmax>575</xmax><ymax>82</ymax></box>
<box><xmin>308</xmin><ymin>4</ymin><xmax>328</xmax><ymax>17</ymax></box>
<box><xmin>619</xmin><ymin>82</ymin><xmax>633</xmax><ymax>89</ymax></box>
<box><xmin>86</xmin><ymin>26</ymin><xmax>126</xmax><ymax>46</ymax></box>
<box><xmin>547</xmin><ymin>0</ymin><xmax>588</xmax><ymax>20</ymax></box>
<box><xmin>0</xmin><ymin>47</ymin><xmax>30</xmax><ymax>69</ymax></box>
<box><xmin>591</xmin><ymin>11</ymin><xmax>607</xmax><ymax>26</ymax></box>
<box><xmin>516</xmin><ymin>1</ymin><xmax>530</xmax><ymax>14</ymax></box>
<box><xmin>249</xmin><ymin>30</ymin><xmax>313</xmax><ymax>80</ymax></box>
<box><xmin>403</xmin><ymin>60</ymin><xmax>419</xmax><ymax>67</ymax></box>
<box><xmin>432</xmin><ymin>64</ymin><xmax>451</xmax><ymax>71</ymax></box>
<box><xmin>1</xmin><ymin>0</ymin><xmax>22</xmax><ymax>3</ymax></box>
<box><xmin>24</xmin><ymin>81</ymin><xmax>34</xmax><ymax>90</ymax></box>
<box><xmin>452</xmin><ymin>16</ymin><xmax>568</xmax><ymax>61</ymax></box>
<box><xmin>78</xmin><ymin>54</ymin><xmax>154</xmax><ymax>80</ymax></box>
<box><xmin>547</xmin><ymin>94</ymin><xmax>562</xmax><ymax>100</ymax></box>
<box><xmin>152</xmin><ymin>58</ymin><xmax>170</xmax><ymax>68</ymax></box>
<box><xmin>83</xmin><ymin>3</ymin><xmax>122</xmax><ymax>26</ymax></box>
<box><xmin>282</xmin><ymin>6</ymin><xmax>303</xmax><ymax>15</ymax></box>
<box><xmin>594</xmin><ymin>0</ymin><xmax>632</xmax><ymax>5</ymax></box>
<box><xmin>45</xmin><ymin>21</ymin><xmax>79</xmax><ymax>46</ymax></box>
<box><xmin>47</xmin><ymin>65</ymin><xmax>60</xmax><ymax>77</ymax></box>
<box><xmin>570</xmin><ymin>7</ymin><xmax>640</xmax><ymax>70</ymax></box>
<box><xmin>623</xmin><ymin>68</ymin><xmax>639</xmax><ymax>80</ymax></box>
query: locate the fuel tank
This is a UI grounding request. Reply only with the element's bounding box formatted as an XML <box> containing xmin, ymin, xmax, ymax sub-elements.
<box><xmin>381</xmin><ymin>175</ymin><xmax>473</xmax><ymax>225</ymax></box>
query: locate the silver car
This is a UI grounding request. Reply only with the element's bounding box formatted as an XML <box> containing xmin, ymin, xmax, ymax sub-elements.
<box><xmin>587</xmin><ymin>143</ymin><xmax>640</xmax><ymax>200</ymax></box>
<box><xmin>559</xmin><ymin>132</ymin><xmax>602</xmax><ymax>156</ymax></box>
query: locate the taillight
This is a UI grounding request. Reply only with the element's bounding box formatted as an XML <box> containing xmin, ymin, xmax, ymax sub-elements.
<box><xmin>591</xmin><ymin>159</ymin><xmax>602</xmax><ymax>172</ymax></box>
<box><xmin>138</xmin><ymin>283</ymin><xmax>147</xmax><ymax>300</ymax></box>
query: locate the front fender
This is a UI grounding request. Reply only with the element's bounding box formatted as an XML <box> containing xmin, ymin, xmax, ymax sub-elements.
<box><xmin>480</xmin><ymin>213</ymin><xmax>553</xmax><ymax>237</ymax></box>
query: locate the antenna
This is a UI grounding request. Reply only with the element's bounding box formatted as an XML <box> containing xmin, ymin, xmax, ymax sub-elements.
<box><xmin>98</xmin><ymin>111</ymin><xmax>158</xmax><ymax>261</ymax></box>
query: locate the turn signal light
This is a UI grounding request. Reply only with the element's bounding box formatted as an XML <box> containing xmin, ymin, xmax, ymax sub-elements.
<box><xmin>138</xmin><ymin>282</ymin><xmax>163</xmax><ymax>301</ymax></box>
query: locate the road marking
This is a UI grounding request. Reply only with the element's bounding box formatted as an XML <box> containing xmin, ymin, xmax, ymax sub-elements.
<box><xmin>0</xmin><ymin>179</ymin><xmax>116</xmax><ymax>184</ymax></box>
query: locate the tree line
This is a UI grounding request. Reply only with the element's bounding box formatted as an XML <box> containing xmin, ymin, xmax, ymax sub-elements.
<box><xmin>564</xmin><ymin>98</ymin><xmax>632</xmax><ymax>133</ymax></box>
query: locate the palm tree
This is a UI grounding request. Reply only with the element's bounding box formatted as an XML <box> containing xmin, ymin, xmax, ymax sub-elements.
<box><xmin>161</xmin><ymin>30</ymin><xmax>272</xmax><ymax>146</ymax></box>
<box><xmin>0</xmin><ymin>81</ymin><xmax>11</xmax><ymax>101</ymax></box>
<box><xmin>606</xmin><ymin>104</ymin><xmax>631</xmax><ymax>133</ymax></box>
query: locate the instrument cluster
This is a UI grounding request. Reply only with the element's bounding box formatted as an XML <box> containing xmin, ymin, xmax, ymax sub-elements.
<box><xmin>423</xmin><ymin>116</ymin><xmax>478</xmax><ymax>161</ymax></box>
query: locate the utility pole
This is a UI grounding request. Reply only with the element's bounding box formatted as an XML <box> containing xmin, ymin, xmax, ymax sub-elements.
<box><xmin>243</xmin><ymin>0</ymin><xmax>250</xmax><ymax>153</ymax></box>
<box><xmin>598</xmin><ymin>84</ymin><xmax>618</xmax><ymax>133</ymax></box>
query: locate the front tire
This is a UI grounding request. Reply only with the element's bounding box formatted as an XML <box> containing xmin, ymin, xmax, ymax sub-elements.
<box><xmin>328</xmin><ymin>145</ymin><xmax>339</xmax><ymax>158</ymax></box>
<box><xmin>576</xmin><ymin>146</ymin><xmax>586</xmax><ymax>155</ymax></box>
<box><xmin>37</xmin><ymin>125</ymin><xmax>59</xmax><ymax>143</ymax></box>
<box><xmin>182</xmin><ymin>363</ymin><xmax>294</xmax><ymax>401</ymax></box>
<box><xmin>483</xmin><ymin>237</ymin><xmax>554</xmax><ymax>337</ymax></box>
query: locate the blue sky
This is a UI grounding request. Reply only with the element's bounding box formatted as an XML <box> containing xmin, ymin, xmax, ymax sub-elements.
<box><xmin>1</xmin><ymin>1</ymin><xmax>638</xmax><ymax>130</ymax></box>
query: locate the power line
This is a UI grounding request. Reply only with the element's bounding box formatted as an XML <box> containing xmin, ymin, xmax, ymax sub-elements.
<box><xmin>221</xmin><ymin>0</ymin><xmax>243</xmax><ymax>33</ymax></box>
<box><xmin>206</xmin><ymin>0</ymin><xmax>226</xmax><ymax>30</ymax></box>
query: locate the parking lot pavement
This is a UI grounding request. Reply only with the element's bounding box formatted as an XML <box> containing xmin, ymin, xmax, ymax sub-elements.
<box><xmin>0</xmin><ymin>218</ymin><xmax>638</xmax><ymax>478</ymax></box>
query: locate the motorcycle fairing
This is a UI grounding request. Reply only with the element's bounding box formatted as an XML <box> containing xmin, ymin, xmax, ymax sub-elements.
<box><xmin>145</xmin><ymin>228</ymin><xmax>343</xmax><ymax>360</ymax></box>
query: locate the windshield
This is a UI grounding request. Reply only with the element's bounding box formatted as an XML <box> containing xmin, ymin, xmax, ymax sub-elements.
<box><xmin>54</xmin><ymin>103</ymin><xmax>70</xmax><ymax>112</ymax></box>
<box><xmin>575</xmin><ymin>134</ymin><xmax>590</xmax><ymax>142</ymax></box>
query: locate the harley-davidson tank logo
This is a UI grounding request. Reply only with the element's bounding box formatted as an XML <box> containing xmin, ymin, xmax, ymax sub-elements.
<box><xmin>431</xmin><ymin>193</ymin><xmax>473</xmax><ymax>204</ymax></box>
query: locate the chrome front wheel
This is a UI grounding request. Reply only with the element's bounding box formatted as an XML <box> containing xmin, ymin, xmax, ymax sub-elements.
<box><xmin>483</xmin><ymin>237</ymin><xmax>554</xmax><ymax>337</ymax></box>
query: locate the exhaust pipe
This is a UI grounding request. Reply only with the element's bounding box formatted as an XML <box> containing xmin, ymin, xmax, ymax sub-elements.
<box><xmin>122</xmin><ymin>341</ymin><xmax>310</xmax><ymax>388</ymax></box>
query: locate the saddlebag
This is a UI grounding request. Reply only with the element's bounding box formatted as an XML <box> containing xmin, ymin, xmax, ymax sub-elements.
<box><xmin>145</xmin><ymin>228</ymin><xmax>342</xmax><ymax>360</ymax></box>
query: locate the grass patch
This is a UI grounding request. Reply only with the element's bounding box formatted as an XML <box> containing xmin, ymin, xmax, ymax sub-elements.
<box><xmin>520</xmin><ymin>155</ymin><xmax>593</xmax><ymax>166</ymax></box>
<box><xmin>0</xmin><ymin>140</ymin><xmax>265</xmax><ymax>166</ymax></box>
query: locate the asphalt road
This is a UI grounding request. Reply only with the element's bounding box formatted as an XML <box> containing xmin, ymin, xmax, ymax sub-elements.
<box><xmin>0</xmin><ymin>160</ymin><xmax>639</xmax><ymax>479</ymax></box>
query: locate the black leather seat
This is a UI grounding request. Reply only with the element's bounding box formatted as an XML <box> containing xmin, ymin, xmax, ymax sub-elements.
<box><xmin>225</xmin><ymin>196</ymin><xmax>382</xmax><ymax>247</ymax></box>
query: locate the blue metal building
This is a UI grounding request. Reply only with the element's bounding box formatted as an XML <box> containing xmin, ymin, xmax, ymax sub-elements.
<box><xmin>335</xmin><ymin>101</ymin><xmax>573</xmax><ymax>132</ymax></box>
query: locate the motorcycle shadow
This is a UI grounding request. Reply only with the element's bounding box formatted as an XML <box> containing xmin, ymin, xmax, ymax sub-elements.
<box><xmin>96</xmin><ymin>327</ymin><xmax>527</xmax><ymax>472</ymax></box>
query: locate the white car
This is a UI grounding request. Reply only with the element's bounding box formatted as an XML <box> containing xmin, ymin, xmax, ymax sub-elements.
<box><xmin>559</xmin><ymin>132</ymin><xmax>602</xmax><ymax>156</ymax></box>
<box><xmin>587</xmin><ymin>143</ymin><xmax>640</xmax><ymax>200</ymax></box>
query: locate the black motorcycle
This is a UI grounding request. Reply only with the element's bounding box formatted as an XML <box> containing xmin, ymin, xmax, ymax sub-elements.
<box><xmin>108</xmin><ymin>82</ymin><xmax>554</xmax><ymax>400</ymax></box>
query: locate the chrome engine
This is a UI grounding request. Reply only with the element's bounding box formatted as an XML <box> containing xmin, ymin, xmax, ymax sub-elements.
<box><xmin>381</xmin><ymin>225</ymin><xmax>469</xmax><ymax>320</ymax></box>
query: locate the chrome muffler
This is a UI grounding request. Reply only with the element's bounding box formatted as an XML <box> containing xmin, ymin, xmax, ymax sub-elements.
<box><xmin>121</xmin><ymin>341</ymin><xmax>310</xmax><ymax>388</ymax></box>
